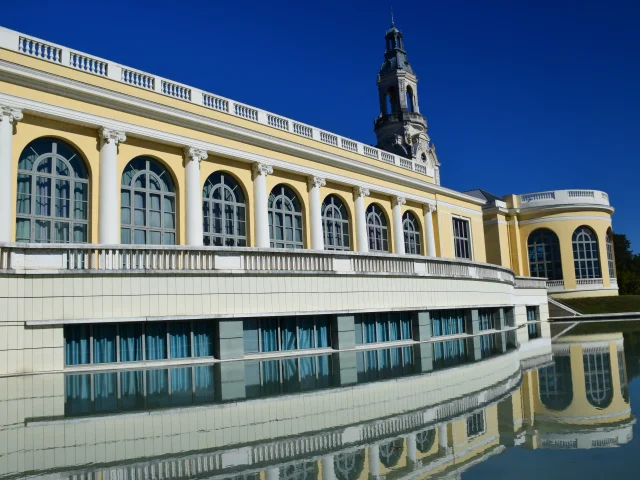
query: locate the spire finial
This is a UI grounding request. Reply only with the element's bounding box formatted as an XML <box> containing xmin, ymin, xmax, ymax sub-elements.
<box><xmin>391</xmin><ymin>7</ymin><xmax>395</xmax><ymax>26</ymax></box>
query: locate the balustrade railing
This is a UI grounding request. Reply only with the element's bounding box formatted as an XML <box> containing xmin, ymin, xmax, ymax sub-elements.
<box><xmin>515</xmin><ymin>277</ymin><xmax>548</xmax><ymax>289</ymax></box>
<box><xmin>0</xmin><ymin>27</ymin><xmax>436</xmax><ymax>179</ymax></box>
<box><xmin>518</xmin><ymin>189</ymin><xmax>610</xmax><ymax>208</ymax></box>
<box><xmin>0</xmin><ymin>244</ymin><xmax>518</xmax><ymax>285</ymax></box>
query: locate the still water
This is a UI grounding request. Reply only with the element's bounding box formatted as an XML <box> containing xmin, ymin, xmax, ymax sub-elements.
<box><xmin>0</xmin><ymin>325</ymin><xmax>637</xmax><ymax>479</ymax></box>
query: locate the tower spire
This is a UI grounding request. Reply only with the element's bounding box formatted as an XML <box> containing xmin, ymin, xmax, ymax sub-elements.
<box><xmin>391</xmin><ymin>7</ymin><xmax>394</xmax><ymax>27</ymax></box>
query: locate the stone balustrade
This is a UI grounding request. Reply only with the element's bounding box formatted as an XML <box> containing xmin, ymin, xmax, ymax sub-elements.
<box><xmin>0</xmin><ymin>27</ymin><xmax>435</xmax><ymax>178</ymax></box>
<box><xmin>517</xmin><ymin>189</ymin><xmax>611</xmax><ymax>209</ymax></box>
<box><xmin>514</xmin><ymin>276</ymin><xmax>548</xmax><ymax>289</ymax></box>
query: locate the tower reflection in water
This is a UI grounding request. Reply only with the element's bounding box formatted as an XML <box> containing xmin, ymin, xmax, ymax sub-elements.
<box><xmin>0</xmin><ymin>331</ymin><xmax>635</xmax><ymax>479</ymax></box>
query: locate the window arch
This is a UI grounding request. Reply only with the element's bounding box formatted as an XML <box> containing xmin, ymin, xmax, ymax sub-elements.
<box><xmin>322</xmin><ymin>194</ymin><xmax>350</xmax><ymax>251</ymax></box>
<box><xmin>334</xmin><ymin>450</ymin><xmax>365</xmax><ymax>480</ymax></box>
<box><xmin>538</xmin><ymin>356</ymin><xmax>573</xmax><ymax>411</ymax></box>
<box><xmin>269</xmin><ymin>184</ymin><xmax>303</xmax><ymax>249</ymax></box>
<box><xmin>279</xmin><ymin>461</ymin><xmax>317</xmax><ymax>480</ymax></box>
<box><xmin>379</xmin><ymin>439</ymin><xmax>403</xmax><ymax>468</ymax></box>
<box><xmin>416</xmin><ymin>428</ymin><xmax>436</xmax><ymax>453</ymax></box>
<box><xmin>606</xmin><ymin>229</ymin><xmax>616</xmax><ymax>279</ymax></box>
<box><xmin>406</xmin><ymin>86</ymin><xmax>415</xmax><ymax>112</ymax></box>
<box><xmin>366</xmin><ymin>204</ymin><xmax>389</xmax><ymax>252</ymax></box>
<box><xmin>121</xmin><ymin>156</ymin><xmax>176</xmax><ymax>245</ymax></box>
<box><xmin>527</xmin><ymin>228</ymin><xmax>563</xmax><ymax>280</ymax></box>
<box><xmin>583</xmin><ymin>351</ymin><xmax>613</xmax><ymax>408</ymax></box>
<box><xmin>385</xmin><ymin>87</ymin><xmax>396</xmax><ymax>115</ymax></box>
<box><xmin>572</xmin><ymin>226</ymin><xmax>601</xmax><ymax>279</ymax></box>
<box><xmin>403</xmin><ymin>211</ymin><xmax>421</xmax><ymax>254</ymax></box>
<box><xmin>16</xmin><ymin>137</ymin><xmax>89</xmax><ymax>243</ymax></box>
<box><xmin>202</xmin><ymin>172</ymin><xmax>247</xmax><ymax>246</ymax></box>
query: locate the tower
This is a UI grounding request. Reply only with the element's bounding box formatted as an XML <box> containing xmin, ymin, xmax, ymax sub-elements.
<box><xmin>374</xmin><ymin>19</ymin><xmax>441</xmax><ymax>183</ymax></box>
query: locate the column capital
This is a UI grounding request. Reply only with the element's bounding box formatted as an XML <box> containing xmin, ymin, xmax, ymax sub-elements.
<box><xmin>353</xmin><ymin>186</ymin><xmax>370</xmax><ymax>198</ymax></box>
<box><xmin>99</xmin><ymin>127</ymin><xmax>126</xmax><ymax>145</ymax></box>
<box><xmin>0</xmin><ymin>106</ymin><xmax>23</xmax><ymax>124</ymax></box>
<box><xmin>393</xmin><ymin>196</ymin><xmax>406</xmax><ymax>207</ymax></box>
<box><xmin>252</xmin><ymin>162</ymin><xmax>273</xmax><ymax>178</ymax></box>
<box><xmin>307</xmin><ymin>176</ymin><xmax>326</xmax><ymax>189</ymax></box>
<box><xmin>183</xmin><ymin>146</ymin><xmax>208</xmax><ymax>163</ymax></box>
<box><xmin>423</xmin><ymin>203</ymin><xmax>437</xmax><ymax>214</ymax></box>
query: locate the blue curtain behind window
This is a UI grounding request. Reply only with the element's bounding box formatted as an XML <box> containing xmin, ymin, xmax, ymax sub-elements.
<box><xmin>354</xmin><ymin>317</ymin><xmax>363</xmax><ymax>345</ymax></box>
<box><xmin>377</xmin><ymin>314</ymin><xmax>389</xmax><ymax>342</ymax></box>
<box><xmin>400</xmin><ymin>313</ymin><xmax>412</xmax><ymax>340</ymax></box>
<box><xmin>299</xmin><ymin>320</ymin><xmax>313</xmax><ymax>349</ymax></box>
<box><xmin>146</xmin><ymin>323</ymin><xmax>167</xmax><ymax>360</ymax></box>
<box><xmin>169</xmin><ymin>323</ymin><xmax>191</xmax><ymax>359</ymax></box>
<box><xmin>243</xmin><ymin>319</ymin><xmax>260</xmax><ymax>354</ymax></box>
<box><xmin>120</xmin><ymin>323</ymin><xmax>143</xmax><ymax>362</ymax></box>
<box><xmin>170</xmin><ymin>367</ymin><xmax>193</xmax><ymax>406</ymax></box>
<box><xmin>65</xmin><ymin>374</ymin><xmax>92</xmax><ymax>416</ymax></box>
<box><xmin>364</xmin><ymin>316</ymin><xmax>376</xmax><ymax>343</ymax></box>
<box><xmin>94</xmin><ymin>372</ymin><xmax>118</xmax><ymax>412</ymax></box>
<box><xmin>262</xmin><ymin>360</ymin><xmax>280</xmax><ymax>396</ymax></box>
<box><xmin>193</xmin><ymin>322</ymin><xmax>213</xmax><ymax>357</ymax></box>
<box><xmin>281</xmin><ymin>318</ymin><xmax>297</xmax><ymax>350</ymax></box>
<box><xmin>282</xmin><ymin>358</ymin><xmax>299</xmax><ymax>393</ymax></box>
<box><xmin>194</xmin><ymin>366</ymin><xmax>215</xmax><ymax>403</ymax></box>
<box><xmin>261</xmin><ymin>318</ymin><xmax>279</xmax><ymax>352</ymax></box>
<box><xmin>65</xmin><ymin>325</ymin><xmax>90</xmax><ymax>365</ymax></box>
<box><xmin>120</xmin><ymin>371</ymin><xmax>144</xmax><ymax>410</ymax></box>
<box><xmin>146</xmin><ymin>369</ymin><xmax>169</xmax><ymax>408</ymax></box>
<box><xmin>389</xmin><ymin>314</ymin><xmax>401</xmax><ymax>341</ymax></box>
<box><xmin>431</xmin><ymin>312</ymin><xmax>442</xmax><ymax>337</ymax></box>
<box><xmin>299</xmin><ymin>357</ymin><xmax>316</xmax><ymax>390</ymax></box>
<box><xmin>316</xmin><ymin>316</ymin><xmax>330</xmax><ymax>347</ymax></box>
<box><xmin>93</xmin><ymin>324</ymin><xmax>117</xmax><ymax>363</ymax></box>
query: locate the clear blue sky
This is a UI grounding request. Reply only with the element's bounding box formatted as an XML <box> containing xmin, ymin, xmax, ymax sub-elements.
<box><xmin>3</xmin><ymin>0</ymin><xmax>639</xmax><ymax>249</ymax></box>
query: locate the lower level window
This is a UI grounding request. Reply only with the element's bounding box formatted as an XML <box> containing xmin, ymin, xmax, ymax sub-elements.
<box><xmin>527</xmin><ymin>306</ymin><xmax>540</xmax><ymax>339</ymax></box>
<box><xmin>356</xmin><ymin>347</ymin><xmax>414</xmax><ymax>382</ymax></box>
<box><xmin>478</xmin><ymin>309</ymin><xmax>496</xmax><ymax>331</ymax></box>
<box><xmin>64</xmin><ymin>321</ymin><xmax>215</xmax><ymax>366</ymax></box>
<box><xmin>431</xmin><ymin>310</ymin><xmax>465</xmax><ymax>337</ymax></box>
<box><xmin>354</xmin><ymin>312</ymin><xmax>412</xmax><ymax>345</ymax></box>
<box><xmin>243</xmin><ymin>315</ymin><xmax>331</xmax><ymax>354</ymax></box>
<box><xmin>433</xmin><ymin>339</ymin><xmax>467</xmax><ymax>368</ymax></box>
<box><xmin>466</xmin><ymin>412</ymin><xmax>485</xmax><ymax>437</ymax></box>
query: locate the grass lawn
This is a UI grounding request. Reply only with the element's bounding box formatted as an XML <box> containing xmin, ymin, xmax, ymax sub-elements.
<box><xmin>561</xmin><ymin>295</ymin><xmax>640</xmax><ymax>315</ymax></box>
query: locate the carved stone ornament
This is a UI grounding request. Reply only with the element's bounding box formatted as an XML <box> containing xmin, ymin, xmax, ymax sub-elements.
<box><xmin>394</xmin><ymin>196</ymin><xmax>406</xmax><ymax>207</ymax></box>
<box><xmin>0</xmin><ymin>106</ymin><xmax>23</xmax><ymax>124</ymax></box>
<box><xmin>307</xmin><ymin>176</ymin><xmax>326</xmax><ymax>189</ymax></box>
<box><xmin>183</xmin><ymin>146</ymin><xmax>208</xmax><ymax>163</ymax></box>
<box><xmin>99</xmin><ymin>127</ymin><xmax>126</xmax><ymax>145</ymax></box>
<box><xmin>252</xmin><ymin>162</ymin><xmax>273</xmax><ymax>178</ymax></box>
<box><xmin>423</xmin><ymin>203</ymin><xmax>437</xmax><ymax>214</ymax></box>
<box><xmin>353</xmin><ymin>186</ymin><xmax>370</xmax><ymax>198</ymax></box>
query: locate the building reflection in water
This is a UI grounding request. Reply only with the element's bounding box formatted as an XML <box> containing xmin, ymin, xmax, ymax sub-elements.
<box><xmin>0</xmin><ymin>331</ymin><xmax>635</xmax><ymax>479</ymax></box>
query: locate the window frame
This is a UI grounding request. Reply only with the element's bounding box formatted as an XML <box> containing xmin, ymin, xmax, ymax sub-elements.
<box><xmin>268</xmin><ymin>185</ymin><xmax>304</xmax><ymax>249</ymax></box>
<box><xmin>402</xmin><ymin>210</ymin><xmax>422</xmax><ymax>255</ymax></box>
<box><xmin>572</xmin><ymin>226</ymin><xmax>601</xmax><ymax>280</ymax></box>
<box><xmin>202</xmin><ymin>171</ymin><xmax>247</xmax><ymax>247</ymax></box>
<box><xmin>606</xmin><ymin>230</ymin><xmax>616</xmax><ymax>279</ymax></box>
<box><xmin>466</xmin><ymin>411</ymin><xmax>486</xmax><ymax>438</ymax></box>
<box><xmin>452</xmin><ymin>216</ymin><xmax>473</xmax><ymax>260</ymax></box>
<box><xmin>243</xmin><ymin>316</ymin><xmax>331</xmax><ymax>354</ymax></box>
<box><xmin>527</xmin><ymin>228</ymin><xmax>563</xmax><ymax>280</ymax></box>
<box><xmin>354</xmin><ymin>312</ymin><xmax>412</xmax><ymax>345</ymax></box>
<box><xmin>321</xmin><ymin>194</ymin><xmax>351</xmax><ymax>251</ymax></box>
<box><xmin>366</xmin><ymin>204</ymin><xmax>389</xmax><ymax>252</ymax></box>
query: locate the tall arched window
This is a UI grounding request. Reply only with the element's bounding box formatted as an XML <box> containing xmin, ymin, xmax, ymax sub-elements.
<box><xmin>269</xmin><ymin>185</ymin><xmax>303</xmax><ymax>249</ymax></box>
<box><xmin>379</xmin><ymin>439</ymin><xmax>404</xmax><ymax>468</ymax></box>
<box><xmin>584</xmin><ymin>351</ymin><xmax>613</xmax><ymax>408</ymax></box>
<box><xmin>416</xmin><ymin>428</ymin><xmax>436</xmax><ymax>453</ymax></box>
<box><xmin>403</xmin><ymin>211</ymin><xmax>421</xmax><ymax>254</ymax></box>
<box><xmin>606</xmin><ymin>229</ymin><xmax>616</xmax><ymax>279</ymax></box>
<box><xmin>334</xmin><ymin>450</ymin><xmax>365</xmax><ymax>480</ymax></box>
<box><xmin>121</xmin><ymin>157</ymin><xmax>176</xmax><ymax>245</ymax></box>
<box><xmin>366</xmin><ymin>204</ymin><xmax>389</xmax><ymax>252</ymax></box>
<box><xmin>527</xmin><ymin>228</ymin><xmax>563</xmax><ymax>280</ymax></box>
<box><xmin>572</xmin><ymin>226</ymin><xmax>601</xmax><ymax>279</ymax></box>
<box><xmin>385</xmin><ymin>87</ymin><xmax>396</xmax><ymax>114</ymax></box>
<box><xmin>322</xmin><ymin>195</ymin><xmax>350</xmax><ymax>251</ymax></box>
<box><xmin>538</xmin><ymin>356</ymin><xmax>573</xmax><ymax>411</ymax></box>
<box><xmin>202</xmin><ymin>172</ymin><xmax>246</xmax><ymax>246</ymax></box>
<box><xmin>406</xmin><ymin>86</ymin><xmax>415</xmax><ymax>112</ymax></box>
<box><xmin>16</xmin><ymin>138</ymin><xmax>89</xmax><ymax>243</ymax></box>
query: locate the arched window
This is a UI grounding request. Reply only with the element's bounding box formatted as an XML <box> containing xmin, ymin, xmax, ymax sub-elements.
<box><xmin>322</xmin><ymin>195</ymin><xmax>350</xmax><ymax>251</ymax></box>
<box><xmin>403</xmin><ymin>211</ymin><xmax>421</xmax><ymax>254</ymax></box>
<box><xmin>572</xmin><ymin>226</ymin><xmax>601</xmax><ymax>279</ymax></box>
<box><xmin>527</xmin><ymin>229</ymin><xmax>563</xmax><ymax>280</ymax></box>
<box><xmin>584</xmin><ymin>351</ymin><xmax>613</xmax><ymax>408</ymax></box>
<box><xmin>121</xmin><ymin>157</ymin><xmax>176</xmax><ymax>245</ymax></box>
<box><xmin>618</xmin><ymin>350</ymin><xmax>629</xmax><ymax>403</ymax></box>
<box><xmin>202</xmin><ymin>172</ymin><xmax>246</xmax><ymax>246</ymax></box>
<box><xmin>366</xmin><ymin>204</ymin><xmax>389</xmax><ymax>252</ymax></box>
<box><xmin>606</xmin><ymin>229</ymin><xmax>616</xmax><ymax>279</ymax></box>
<box><xmin>385</xmin><ymin>87</ymin><xmax>396</xmax><ymax>115</ymax></box>
<box><xmin>406</xmin><ymin>86</ymin><xmax>414</xmax><ymax>112</ymax></box>
<box><xmin>16</xmin><ymin>137</ymin><xmax>89</xmax><ymax>243</ymax></box>
<box><xmin>269</xmin><ymin>185</ymin><xmax>303</xmax><ymax>249</ymax></box>
<box><xmin>416</xmin><ymin>428</ymin><xmax>436</xmax><ymax>453</ymax></box>
<box><xmin>379</xmin><ymin>439</ymin><xmax>403</xmax><ymax>468</ymax></box>
<box><xmin>279</xmin><ymin>461</ymin><xmax>317</xmax><ymax>480</ymax></box>
<box><xmin>334</xmin><ymin>450</ymin><xmax>365</xmax><ymax>480</ymax></box>
<box><xmin>538</xmin><ymin>356</ymin><xmax>573</xmax><ymax>410</ymax></box>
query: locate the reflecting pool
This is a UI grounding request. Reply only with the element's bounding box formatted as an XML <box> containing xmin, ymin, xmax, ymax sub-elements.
<box><xmin>1</xmin><ymin>324</ymin><xmax>639</xmax><ymax>479</ymax></box>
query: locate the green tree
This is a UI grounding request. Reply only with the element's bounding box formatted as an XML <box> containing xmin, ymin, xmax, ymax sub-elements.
<box><xmin>613</xmin><ymin>233</ymin><xmax>640</xmax><ymax>295</ymax></box>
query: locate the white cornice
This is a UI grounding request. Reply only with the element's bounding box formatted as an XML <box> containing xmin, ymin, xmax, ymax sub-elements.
<box><xmin>436</xmin><ymin>200</ymin><xmax>483</xmax><ymax>217</ymax></box>
<box><xmin>517</xmin><ymin>215</ymin><xmax>612</xmax><ymax>226</ymax></box>
<box><xmin>0</xmin><ymin>92</ymin><xmax>442</xmax><ymax>207</ymax></box>
<box><xmin>510</xmin><ymin>204</ymin><xmax>614</xmax><ymax>217</ymax></box>
<box><xmin>0</xmin><ymin>58</ymin><xmax>486</xmax><ymax>206</ymax></box>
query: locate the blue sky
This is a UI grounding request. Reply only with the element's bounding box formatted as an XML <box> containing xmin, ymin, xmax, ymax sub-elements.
<box><xmin>3</xmin><ymin>0</ymin><xmax>639</xmax><ymax>248</ymax></box>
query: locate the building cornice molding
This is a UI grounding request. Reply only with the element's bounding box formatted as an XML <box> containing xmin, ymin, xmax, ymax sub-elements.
<box><xmin>0</xmin><ymin>91</ymin><xmax>439</xmax><ymax>209</ymax></box>
<box><xmin>510</xmin><ymin>204</ymin><xmax>614</xmax><ymax>217</ymax></box>
<box><xmin>436</xmin><ymin>200</ymin><xmax>483</xmax><ymax>217</ymax></box>
<box><xmin>516</xmin><ymin>215</ymin><xmax>613</xmax><ymax>226</ymax></box>
<box><xmin>0</xmin><ymin>59</ymin><xmax>485</xmax><ymax>206</ymax></box>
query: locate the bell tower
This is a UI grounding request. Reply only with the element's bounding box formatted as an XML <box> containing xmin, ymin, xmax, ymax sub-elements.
<box><xmin>374</xmin><ymin>18</ymin><xmax>441</xmax><ymax>183</ymax></box>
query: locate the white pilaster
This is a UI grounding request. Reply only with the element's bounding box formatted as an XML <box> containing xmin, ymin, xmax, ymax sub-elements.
<box><xmin>353</xmin><ymin>186</ymin><xmax>370</xmax><ymax>253</ymax></box>
<box><xmin>438</xmin><ymin>424</ymin><xmax>451</xmax><ymax>455</ymax></box>
<box><xmin>423</xmin><ymin>203</ymin><xmax>437</xmax><ymax>257</ymax></box>
<box><xmin>393</xmin><ymin>196</ymin><xmax>406</xmax><ymax>255</ymax></box>
<box><xmin>321</xmin><ymin>455</ymin><xmax>335</xmax><ymax>480</ymax></box>
<box><xmin>368</xmin><ymin>444</ymin><xmax>381</xmax><ymax>478</ymax></box>
<box><xmin>184</xmin><ymin>147</ymin><xmax>208</xmax><ymax>246</ymax></box>
<box><xmin>0</xmin><ymin>106</ymin><xmax>22</xmax><ymax>243</ymax></box>
<box><xmin>308</xmin><ymin>176</ymin><xmax>326</xmax><ymax>250</ymax></box>
<box><xmin>407</xmin><ymin>433</ymin><xmax>417</xmax><ymax>463</ymax></box>
<box><xmin>98</xmin><ymin>127</ymin><xmax>126</xmax><ymax>244</ymax></box>
<box><xmin>253</xmin><ymin>163</ymin><xmax>273</xmax><ymax>248</ymax></box>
